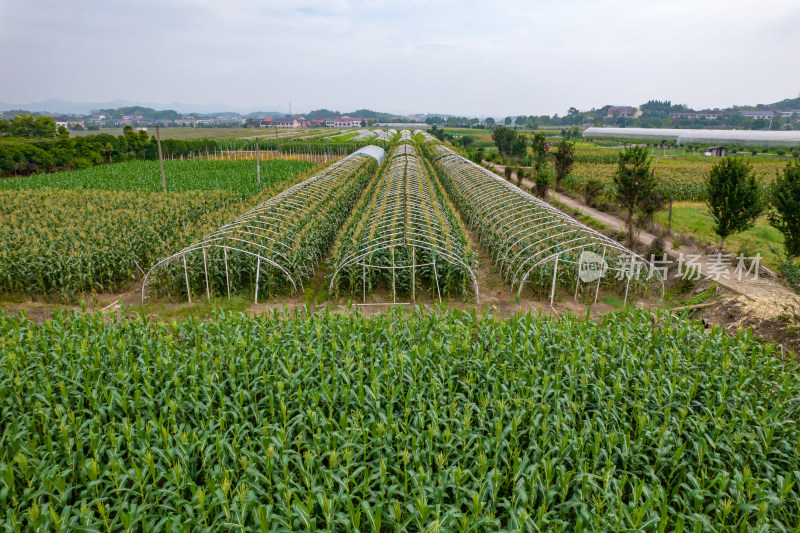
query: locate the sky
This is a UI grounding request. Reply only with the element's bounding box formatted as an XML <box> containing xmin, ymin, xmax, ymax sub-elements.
<box><xmin>1</xmin><ymin>0</ymin><xmax>799</xmax><ymax>117</ymax></box>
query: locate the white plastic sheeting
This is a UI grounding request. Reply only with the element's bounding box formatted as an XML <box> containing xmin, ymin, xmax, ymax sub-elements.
<box><xmin>583</xmin><ymin>127</ymin><xmax>800</xmax><ymax>147</ymax></box>
<box><xmin>351</xmin><ymin>145</ymin><xmax>387</xmax><ymax>165</ymax></box>
<box><xmin>374</xmin><ymin>129</ymin><xmax>397</xmax><ymax>142</ymax></box>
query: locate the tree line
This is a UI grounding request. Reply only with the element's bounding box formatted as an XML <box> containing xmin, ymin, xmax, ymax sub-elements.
<box><xmin>0</xmin><ymin>116</ymin><xmax>217</xmax><ymax>176</ymax></box>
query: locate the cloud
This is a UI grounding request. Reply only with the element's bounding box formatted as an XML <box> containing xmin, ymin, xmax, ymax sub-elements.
<box><xmin>0</xmin><ymin>0</ymin><xmax>798</xmax><ymax>115</ymax></box>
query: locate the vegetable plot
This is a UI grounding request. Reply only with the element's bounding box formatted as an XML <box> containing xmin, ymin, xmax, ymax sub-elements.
<box><xmin>428</xmin><ymin>146</ymin><xmax>663</xmax><ymax>302</ymax></box>
<box><xmin>330</xmin><ymin>142</ymin><xmax>478</xmax><ymax>301</ymax></box>
<box><xmin>143</xmin><ymin>150</ymin><xmax>381</xmax><ymax>302</ymax></box>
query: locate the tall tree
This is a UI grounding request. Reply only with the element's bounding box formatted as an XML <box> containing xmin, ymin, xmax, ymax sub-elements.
<box><xmin>705</xmin><ymin>157</ymin><xmax>763</xmax><ymax>250</ymax></box>
<box><xmin>613</xmin><ymin>145</ymin><xmax>656</xmax><ymax>246</ymax></box>
<box><xmin>530</xmin><ymin>133</ymin><xmax>550</xmax><ymax>174</ymax></box>
<box><xmin>510</xmin><ymin>134</ymin><xmax>528</xmax><ymax>162</ymax></box>
<box><xmin>550</xmin><ymin>139</ymin><xmax>575</xmax><ymax>190</ymax></box>
<box><xmin>491</xmin><ymin>126</ymin><xmax>517</xmax><ymax>158</ymax></box>
<box><xmin>768</xmin><ymin>159</ymin><xmax>800</xmax><ymax>256</ymax></box>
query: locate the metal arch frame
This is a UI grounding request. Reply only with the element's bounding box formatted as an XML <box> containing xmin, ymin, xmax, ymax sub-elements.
<box><xmin>437</xmin><ymin>154</ymin><xmax>621</xmax><ymax>251</ymax></box>
<box><xmin>358</xmin><ymin>150</ymin><xmax>470</xmax><ymax>257</ymax></box>
<box><xmin>141</xmin><ymin>243</ymin><xmax>297</xmax><ymax>301</ymax></box>
<box><xmin>329</xmin><ymin>142</ymin><xmax>480</xmax><ymax>302</ymax></box>
<box><xmin>432</xmin><ymin>148</ymin><xmax>665</xmax><ymax>301</ymax></box>
<box><xmin>460</xmin><ymin>158</ymin><xmax>633</xmax><ymax>253</ymax></box>
<box><xmin>517</xmin><ymin>242</ymin><xmax>654</xmax><ymax>297</ymax></box>
<box><xmin>374</xmin><ymin>129</ymin><xmax>397</xmax><ymax>142</ymax></box>
<box><xmin>350</xmin><ymin>129</ymin><xmax>378</xmax><ymax>142</ymax></box>
<box><xmin>413</xmin><ymin>129</ymin><xmax>436</xmax><ymax>142</ymax></box>
<box><xmin>141</xmin><ymin>152</ymin><xmax>378</xmax><ymax>302</ymax></box>
<box><xmin>445</xmin><ymin>156</ymin><xmax>663</xmax><ymax>281</ymax></box>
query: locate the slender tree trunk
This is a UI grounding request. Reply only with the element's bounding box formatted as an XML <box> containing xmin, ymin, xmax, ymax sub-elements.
<box><xmin>628</xmin><ymin>207</ymin><xmax>635</xmax><ymax>247</ymax></box>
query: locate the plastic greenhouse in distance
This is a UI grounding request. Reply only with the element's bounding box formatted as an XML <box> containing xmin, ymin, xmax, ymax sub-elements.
<box><xmin>583</xmin><ymin>127</ymin><xmax>800</xmax><ymax>147</ymax></box>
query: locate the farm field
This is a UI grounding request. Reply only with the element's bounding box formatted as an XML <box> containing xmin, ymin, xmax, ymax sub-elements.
<box><xmin>0</xmin><ymin>159</ymin><xmax>315</xmax><ymax>195</ymax></box>
<box><xmin>0</xmin><ymin>160</ymin><xmax>319</xmax><ymax>298</ymax></box>
<box><xmin>1</xmin><ymin>130</ymin><xmax>800</xmax><ymax>532</ymax></box>
<box><xmin>67</xmin><ymin>127</ymin><xmax>324</xmax><ymax>140</ymax></box>
<box><xmin>653</xmin><ymin>203</ymin><xmax>785</xmax><ymax>268</ymax></box>
<box><xmin>442</xmin><ymin>128</ymin><xmax>563</xmax><ymax>148</ymax></box>
<box><xmin>1</xmin><ymin>307</ymin><xmax>798</xmax><ymax>531</ymax></box>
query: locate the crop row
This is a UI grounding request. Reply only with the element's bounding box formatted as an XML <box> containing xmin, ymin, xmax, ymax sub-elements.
<box><xmin>0</xmin><ymin>163</ymin><xmax>318</xmax><ymax>298</ymax></box>
<box><xmin>428</xmin><ymin>145</ymin><xmax>660</xmax><ymax>300</ymax></box>
<box><xmin>146</xmin><ymin>153</ymin><xmax>379</xmax><ymax>301</ymax></box>
<box><xmin>1</xmin><ymin>308</ymin><xmax>797</xmax><ymax>530</ymax></box>
<box><xmin>374</xmin><ymin>129</ymin><xmax>397</xmax><ymax>142</ymax></box>
<box><xmin>0</xmin><ymin>159</ymin><xmax>314</xmax><ymax>196</ymax></box>
<box><xmin>330</xmin><ymin>143</ymin><xmax>477</xmax><ymax>301</ymax></box>
<box><xmin>563</xmin><ymin>157</ymin><xmax>789</xmax><ymax>202</ymax></box>
<box><xmin>0</xmin><ymin>190</ymin><xmax>239</xmax><ymax>297</ymax></box>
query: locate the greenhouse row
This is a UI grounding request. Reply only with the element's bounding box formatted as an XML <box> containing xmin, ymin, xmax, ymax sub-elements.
<box><xmin>583</xmin><ymin>127</ymin><xmax>800</xmax><ymax>147</ymax></box>
<box><xmin>142</xmin><ymin>148</ymin><xmax>383</xmax><ymax>302</ymax></box>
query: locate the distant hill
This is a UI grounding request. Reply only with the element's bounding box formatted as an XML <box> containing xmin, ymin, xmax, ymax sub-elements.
<box><xmin>0</xmin><ymin>99</ymin><xmax>287</xmax><ymax>116</ymax></box>
<box><xmin>766</xmin><ymin>97</ymin><xmax>800</xmax><ymax>111</ymax></box>
<box><xmin>304</xmin><ymin>108</ymin><xmax>400</xmax><ymax>121</ymax></box>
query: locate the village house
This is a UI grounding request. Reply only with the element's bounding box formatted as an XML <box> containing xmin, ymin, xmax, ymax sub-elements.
<box><xmin>606</xmin><ymin>106</ymin><xmax>641</xmax><ymax>119</ymax></box>
<box><xmin>261</xmin><ymin>117</ymin><xmax>311</xmax><ymax>128</ymax></box>
<box><xmin>324</xmin><ymin>116</ymin><xmax>365</xmax><ymax>127</ymax></box>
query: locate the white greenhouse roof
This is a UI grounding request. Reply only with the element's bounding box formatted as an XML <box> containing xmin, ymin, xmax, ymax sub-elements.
<box><xmin>352</xmin><ymin>145</ymin><xmax>387</xmax><ymax>164</ymax></box>
<box><xmin>583</xmin><ymin>127</ymin><xmax>800</xmax><ymax>147</ymax></box>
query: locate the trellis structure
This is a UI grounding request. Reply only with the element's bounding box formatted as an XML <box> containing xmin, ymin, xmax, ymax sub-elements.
<box><xmin>142</xmin><ymin>148</ymin><xmax>384</xmax><ymax>303</ymax></box>
<box><xmin>374</xmin><ymin>129</ymin><xmax>397</xmax><ymax>142</ymax></box>
<box><xmin>414</xmin><ymin>129</ymin><xmax>436</xmax><ymax>142</ymax></box>
<box><xmin>329</xmin><ymin>143</ymin><xmax>478</xmax><ymax>303</ymax></box>
<box><xmin>350</xmin><ymin>129</ymin><xmax>378</xmax><ymax>142</ymax></box>
<box><xmin>428</xmin><ymin>146</ymin><xmax>664</xmax><ymax>304</ymax></box>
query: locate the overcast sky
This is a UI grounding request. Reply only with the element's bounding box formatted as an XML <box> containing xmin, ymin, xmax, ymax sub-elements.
<box><xmin>1</xmin><ymin>0</ymin><xmax>798</xmax><ymax>116</ymax></box>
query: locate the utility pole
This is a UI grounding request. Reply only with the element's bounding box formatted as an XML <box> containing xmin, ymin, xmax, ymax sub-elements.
<box><xmin>255</xmin><ymin>137</ymin><xmax>260</xmax><ymax>184</ymax></box>
<box><xmin>156</xmin><ymin>125</ymin><xmax>166</xmax><ymax>192</ymax></box>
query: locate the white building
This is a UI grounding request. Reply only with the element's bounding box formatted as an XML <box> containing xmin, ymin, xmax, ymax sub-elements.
<box><xmin>325</xmin><ymin>116</ymin><xmax>364</xmax><ymax>127</ymax></box>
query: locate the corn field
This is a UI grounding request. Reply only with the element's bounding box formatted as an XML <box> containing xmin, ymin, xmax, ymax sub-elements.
<box><xmin>0</xmin><ymin>162</ymin><xmax>317</xmax><ymax>298</ymax></box>
<box><xmin>0</xmin><ymin>159</ymin><xmax>314</xmax><ymax>196</ymax></box>
<box><xmin>329</xmin><ymin>143</ymin><xmax>477</xmax><ymax>302</ymax></box>
<box><xmin>0</xmin><ymin>308</ymin><xmax>798</xmax><ymax>531</ymax></box>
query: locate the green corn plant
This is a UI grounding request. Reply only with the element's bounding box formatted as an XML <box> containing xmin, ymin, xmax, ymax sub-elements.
<box><xmin>1</xmin><ymin>304</ymin><xmax>799</xmax><ymax>530</ymax></box>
